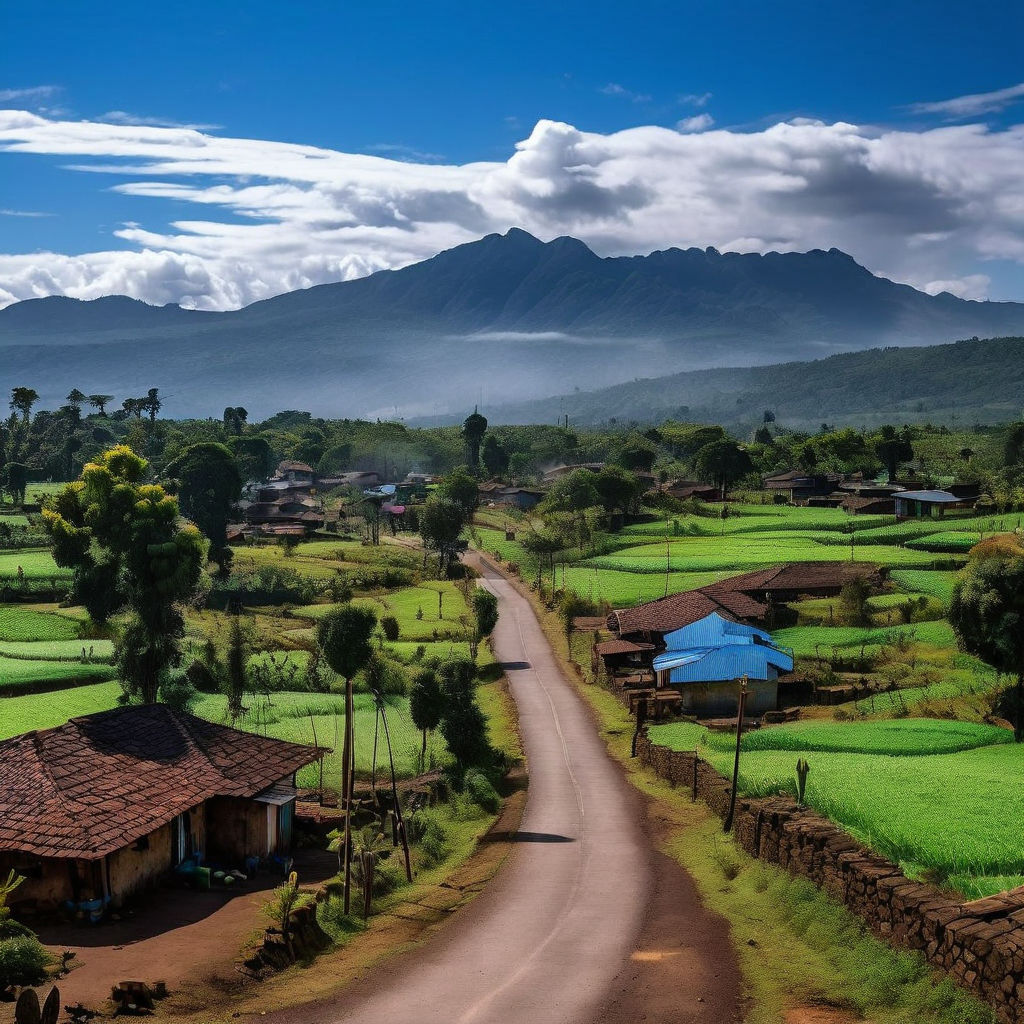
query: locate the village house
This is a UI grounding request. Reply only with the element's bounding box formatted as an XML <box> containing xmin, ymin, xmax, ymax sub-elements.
<box><xmin>893</xmin><ymin>488</ymin><xmax>976</xmax><ymax>519</ymax></box>
<box><xmin>478</xmin><ymin>481</ymin><xmax>545</xmax><ymax>510</ymax></box>
<box><xmin>0</xmin><ymin>705</ymin><xmax>323</xmax><ymax>916</ymax></box>
<box><xmin>652</xmin><ymin>612</ymin><xmax>794</xmax><ymax>716</ymax></box>
<box><xmin>762</xmin><ymin>470</ymin><xmax>842</xmax><ymax>503</ymax></box>
<box><xmin>599</xmin><ymin>562</ymin><xmax>881</xmax><ymax>682</ymax></box>
<box><xmin>662</xmin><ymin>479</ymin><xmax>720</xmax><ymax>502</ymax></box>
<box><xmin>274</xmin><ymin>460</ymin><xmax>316</xmax><ymax>486</ymax></box>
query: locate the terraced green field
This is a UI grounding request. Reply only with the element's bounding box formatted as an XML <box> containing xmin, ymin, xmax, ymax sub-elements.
<box><xmin>0</xmin><ymin>656</ymin><xmax>115</xmax><ymax>691</ymax></box>
<box><xmin>649</xmin><ymin>718</ymin><xmax>1022</xmax><ymax>896</ymax></box>
<box><xmin>0</xmin><ymin>605</ymin><xmax>84</xmax><ymax>641</ymax></box>
<box><xmin>0</xmin><ymin>550</ymin><xmax>68</xmax><ymax>580</ymax></box>
<box><xmin>773</xmin><ymin>619</ymin><xmax>956</xmax><ymax>656</ymax></box>
<box><xmin>0</xmin><ymin>638</ymin><xmax>114</xmax><ymax>661</ymax></box>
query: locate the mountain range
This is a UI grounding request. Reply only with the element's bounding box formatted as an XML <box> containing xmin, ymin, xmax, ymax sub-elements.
<box><xmin>3</xmin><ymin>228</ymin><xmax>1024</xmax><ymax>420</ymax></box>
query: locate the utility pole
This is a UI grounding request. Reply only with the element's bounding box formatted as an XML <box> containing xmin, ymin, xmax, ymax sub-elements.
<box><xmin>724</xmin><ymin>675</ymin><xmax>749</xmax><ymax>833</ymax></box>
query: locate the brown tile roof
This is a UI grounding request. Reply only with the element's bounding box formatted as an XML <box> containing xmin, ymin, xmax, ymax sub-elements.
<box><xmin>608</xmin><ymin>589</ymin><xmax>761</xmax><ymax>637</ymax></box>
<box><xmin>593</xmin><ymin>639</ymin><xmax>657</xmax><ymax>656</ymax></box>
<box><xmin>608</xmin><ymin>561</ymin><xmax>880</xmax><ymax>637</ymax></box>
<box><xmin>0</xmin><ymin>705</ymin><xmax>323</xmax><ymax>861</ymax></box>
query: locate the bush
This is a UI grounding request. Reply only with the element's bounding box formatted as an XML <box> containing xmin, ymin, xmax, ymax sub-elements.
<box><xmin>381</xmin><ymin>615</ymin><xmax>400</xmax><ymax>641</ymax></box>
<box><xmin>0</xmin><ymin>935</ymin><xmax>52</xmax><ymax>988</ymax></box>
<box><xmin>463</xmin><ymin>768</ymin><xmax>501</xmax><ymax>813</ymax></box>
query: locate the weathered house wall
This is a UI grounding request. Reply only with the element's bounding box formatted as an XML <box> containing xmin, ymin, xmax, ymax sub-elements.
<box><xmin>207</xmin><ymin>796</ymin><xmax>276</xmax><ymax>861</ymax></box>
<box><xmin>635</xmin><ymin>734</ymin><xmax>1024</xmax><ymax>1024</ymax></box>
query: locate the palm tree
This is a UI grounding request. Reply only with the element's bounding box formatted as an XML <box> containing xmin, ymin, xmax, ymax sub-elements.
<box><xmin>10</xmin><ymin>387</ymin><xmax>38</xmax><ymax>423</ymax></box>
<box><xmin>88</xmin><ymin>394</ymin><xmax>114</xmax><ymax>416</ymax></box>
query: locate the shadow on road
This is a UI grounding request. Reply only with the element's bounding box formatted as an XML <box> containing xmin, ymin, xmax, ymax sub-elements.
<box><xmin>484</xmin><ymin>831</ymin><xmax>575</xmax><ymax>844</ymax></box>
<box><xmin>499</xmin><ymin>660</ymin><xmax>532</xmax><ymax>671</ymax></box>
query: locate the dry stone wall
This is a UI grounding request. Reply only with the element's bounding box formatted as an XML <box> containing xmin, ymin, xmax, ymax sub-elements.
<box><xmin>635</xmin><ymin>733</ymin><xmax>1024</xmax><ymax>1023</ymax></box>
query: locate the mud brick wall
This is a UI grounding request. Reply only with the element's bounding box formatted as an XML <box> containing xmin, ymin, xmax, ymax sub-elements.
<box><xmin>635</xmin><ymin>734</ymin><xmax>1024</xmax><ymax>1023</ymax></box>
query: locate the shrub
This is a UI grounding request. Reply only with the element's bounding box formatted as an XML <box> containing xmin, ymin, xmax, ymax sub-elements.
<box><xmin>0</xmin><ymin>935</ymin><xmax>52</xmax><ymax>988</ymax></box>
<box><xmin>463</xmin><ymin>768</ymin><xmax>501</xmax><ymax>813</ymax></box>
<box><xmin>418</xmin><ymin>813</ymin><xmax>453</xmax><ymax>865</ymax></box>
<box><xmin>381</xmin><ymin>615</ymin><xmax>400</xmax><ymax>642</ymax></box>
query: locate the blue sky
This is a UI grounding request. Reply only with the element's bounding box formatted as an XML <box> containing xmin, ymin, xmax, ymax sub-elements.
<box><xmin>3</xmin><ymin>0</ymin><xmax>1024</xmax><ymax>307</ymax></box>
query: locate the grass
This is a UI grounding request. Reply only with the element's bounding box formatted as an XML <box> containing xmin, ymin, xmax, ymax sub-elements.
<box><xmin>890</xmin><ymin>570</ymin><xmax>958</xmax><ymax>605</ymax></box>
<box><xmin>0</xmin><ymin>605</ymin><xmax>85</xmax><ymax>641</ymax></box>
<box><xmin>0</xmin><ymin>638</ymin><xmax>114</xmax><ymax>661</ymax></box>
<box><xmin>650</xmin><ymin>717</ymin><xmax>1022</xmax><ymax>893</ymax></box>
<box><xmin>0</xmin><ymin>681</ymin><xmax>123</xmax><ymax>737</ymax></box>
<box><xmin>0</xmin><ymin>550</ymin><xmax>68</xmax><ymax>580</ymax></box>
<box><xmin>772</xmin><ymin>619</ymin><xmax>955</xmax><ymax>656</ymax></box>
<box><xmin>0</xmin><ymin>655</ymin><xmax>116</xmax><ymax>690</ymax></box>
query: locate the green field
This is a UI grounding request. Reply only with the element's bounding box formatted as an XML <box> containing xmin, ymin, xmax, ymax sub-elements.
<box><xmin>649</xmin><ymin>718</ymin><xmax>1021</xmax><ymax>896</ymax></box>
<box><xmin>0</xmin><ymin>605</ymin><xmax>84</xmax><ymax>641</ymax></box>
<box><xmin>0</xmin><ymin>550</ymin><xmax>68</xmax><ymax>580</ymax></box>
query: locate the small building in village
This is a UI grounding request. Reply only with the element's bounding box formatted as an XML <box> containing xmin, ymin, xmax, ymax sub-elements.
<box><xmin>652</xmin><ymin>612</ymin><xmax>794</xmax><ymax>716</ymax></box>
<box><xmin>763</xmin><ymin>470</ymin><xmax>841</xmax><ymax>503</ymax></box>
<box><xmin>663</xmin><ymin>479</ymin><xmax>720</xmax><ymax>502</ymax></box>
<box><xmin>893</xmin><ymin>489</ymin><xmax>975</xmax><ymax>520</ymax></box>
<box><xmin>478</xmin><ymin>481</ymin><xmax>545</xmax><ymax>510</ymax></box>
<box><xmin>0</xmin><ymin>705</ymin><xmax>322</xmax><ymax>915</ymax></box>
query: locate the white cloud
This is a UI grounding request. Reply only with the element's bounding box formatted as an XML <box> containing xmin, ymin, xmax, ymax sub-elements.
<box><xmin>0</xmin><ymin>208</ymin><xmax>53</xmax><ymax>217</ymax></box>
<box><xmin>679</xmin><ymin>91</ymin><xmax>712</xmax><ymax>108</ymax></box>
<box><xmin>599</xmin><ymin>83</ymin><xmax>651</xmax><ymax>103</ymax></box>
<box><xmin>2</xmin><ymin>110</ymin><xmax>1024</xmax><ymax>308</ymax></box>
<box><xmin>100</xmin><ymin>111</ymin><xmax>222</xmax><ymax>130</ymax></box>
<box><xmin>908</xmin><ymin>82</ymin><xmax>1024</xmax><ymax>119</ymax></box>
<box><xmin>0</xmin><ymin>85</ymin><xmax>59</xmax><ymax>103</ymax></box>
<box><xmin>922</xmin><ymin>275</ymin><xmax>991</xmax><ymax>300</ymax></box>
<box><xmin>677</xmin><ymin>113</ymin><xmax>714</xmax><ymax>132</ymax></box>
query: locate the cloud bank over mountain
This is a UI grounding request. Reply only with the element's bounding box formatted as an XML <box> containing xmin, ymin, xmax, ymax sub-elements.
<box><xmin>2</xmin><ymin>110</ymin><xmax>1024</xmax><ymax>309</ymax></box>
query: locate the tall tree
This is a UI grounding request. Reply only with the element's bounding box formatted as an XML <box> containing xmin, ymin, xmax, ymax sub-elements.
<box><xmin>439</xmin><ymin>467</ymin><xmax>480</xmax><ymax>515</ymax></box>
<box><xmin>9</xmin><ymin>387</ymin><xmax>38</xmax><ymax>424</ymax></box>
<box><xmin>316</xmin><ymin>603</ymin><xmax>378</xmax><ymax>913</ymax></box>
<box><xmin>481</xmin><ymin>434</ymin><xmax>510</xmax><ymax>477</ymax></box>
<box><xmin>65</xmin><ymin>388</ymin><xmax>87</xmax><ymax>423</ymax></box>
<box><xmin>144</xmin><ymin>388</ymin><xmax>162</xmax><ymax>422</ymax></box>
<box><xmin>461</xmin><ymin>408</ymin><xmax>488</xmax><ymax>470</ymax></box>
<box><xmin>694</xmin><ymin>439</ymin><xmax>753</xmax><ymax>500</ymax></box>
<box><xmin>409</xmin><ymin>667</ymin><xmax>444</xmax><ymax>771</ymax></box>
<box><xmin>43</xmin><ymin>445</ymin><xmax>207</xmax><ymax>703</ymax></box>
<box><xmin>437</xmin><ymin>658</ymin><xmax>494</xmax><ymax>775</ymax></box>
<box><xmin>87</xmin><ymin>393</ymin><xmax>114</xmax><ymax>416</ymax></box>
<box><xmin>419</xmin><ymin>494</ymin><xmax>467</xmax><ymax>575</ymax></box>
<box><xmin>230</xmin><ymin>435</ymin><xmax>273</xmax><ymax>481</ymax></box>
<box><xmin>950</xmin><ymin>543</ymin><xmax>1024</xmax><ymax>741</ymax></box>
<box><xmin>469</xmin><ymin>587</ymin><xmax>499</xmax><ymax>660</ymax></box>
<box><xmin>164</xmin><ymin>441</ymin><xmax>242</xmax><ymax>574</ymax></box>
<box><xmin>875</xmin><ymin>425</ymin><xmax>914</xmax><ymax>482</ymax></box>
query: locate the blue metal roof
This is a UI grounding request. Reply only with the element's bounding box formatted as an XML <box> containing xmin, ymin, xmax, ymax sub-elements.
<box><xmin>656</xmin><ymin>644</ymin><xmax>793</xmax><ymax>684</ymax></box>
<box><xmin>661</xmin><ymin>612</ymin><xmax>772</xmax><ymax>650</ymax></box>
<box><xmin>893</xmin><ymin>490</ymin><xmax>961</xmax><ymax>503</ymax></box>
<box><xmin>653</xmin><ymin>612</ymin><xmax>793</xmax><ymax>684</ymax></box>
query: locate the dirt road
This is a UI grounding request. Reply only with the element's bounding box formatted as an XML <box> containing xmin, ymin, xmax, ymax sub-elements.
<box><xmin>267</xmin><ymin>562</ymin><xmax>740</xmax><ymax>1024</ymax></box>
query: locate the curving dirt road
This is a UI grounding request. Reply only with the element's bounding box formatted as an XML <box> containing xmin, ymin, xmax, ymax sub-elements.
<box><xmin>267</xmin><ymin>561</ymin><xmax>740</xmax><ymax>1024</ymax></box>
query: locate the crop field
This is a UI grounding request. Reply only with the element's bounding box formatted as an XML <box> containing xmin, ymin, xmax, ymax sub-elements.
<box><xmin>905</xmin><ymin>532</ymin><xmax>981</xmax><ymax>553</ymax></box>
<box><xmin>0</xmin><ymin>549</ymin><xmax>68</xmax><ymax>580</ymax></box>
<box><xmin>649</xmin><ymin>718</ymin><xmax>1022</xmax><ymax>896</ymax></box>
<box><xmin>0</xmin><ymin>655</ymin><xmax>115</xmax><ymax>692</ymax></box>
<box><xmin>890</xmin><ymin>570</ymin><xmax>957</xmax><ymax>605</ymax></box>
<box><xmin>0</xmin><ymin>638</ymin><xmax>113</xmax><ymax>661</ymax></box>
<box><xmin>772</xmin><ymin>619</ymin><xmax>956</xmax><ymax>657</ymax></box>
<box><xmin>0</xmin><ymin>605</ymin><xmax>84</xmax><ymax>641</ymax></box>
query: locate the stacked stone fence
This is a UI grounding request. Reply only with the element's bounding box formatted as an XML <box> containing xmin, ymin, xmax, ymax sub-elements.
<box><xmin>635</xmin><ymin>733</ymin><xmax>1024</xmax><ymax>1023</ymax></box>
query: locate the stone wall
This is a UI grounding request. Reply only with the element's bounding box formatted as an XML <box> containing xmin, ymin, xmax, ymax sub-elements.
<box><xmin>635</xmin><ymin>733</ymin><xmax>1024</xmax><ymax>1024</ymax></box>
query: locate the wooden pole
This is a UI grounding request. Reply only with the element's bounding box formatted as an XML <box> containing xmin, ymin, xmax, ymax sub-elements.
<box><xmin>378</xmin><ymin>695</ymin><xmax>413</xmax><ymax>882</ymax></box>
<box><xmin>341</xmin><ymin>676</ymin><xmax>354</xmax><ymax>914</ymax></box>
<box><xmin>724</xmin><ymin>675</ymin><xmax>748</xmax><ymax>833</ymax></box>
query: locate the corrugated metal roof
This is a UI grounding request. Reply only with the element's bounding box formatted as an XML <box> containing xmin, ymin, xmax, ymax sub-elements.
<box><xmin>655</xmin><ymin>643</ymin><xmax>793</xmax><ymax>683</ymax></box>
<box><xmin>893</xmin><ymin>490</ymin><xmax>961</xmax><ymax>502</ymax></box>
<box><xmin>661</xmin><ymin>612</ymin><xmax>772</xmax><ymax>650</ymax></box>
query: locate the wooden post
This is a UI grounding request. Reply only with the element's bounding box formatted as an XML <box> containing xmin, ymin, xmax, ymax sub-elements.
<box><xmin>631</xmin><ymin>696</ymin><xmax>647</xmax><ymax>757</ymax></box>
<box><xmin>692</xmin><ymin>748</ymin><xmax>699</xmax><ymax>802</ymax></box>
<box><xmin>378</xmin><ymin>696</ymin><xmax>414</xmax><ymax>882</ymax></box>
<box><xmin>724</xmin><ymin>675</ymin><xmax>748</xmax><ymax>833</ymax></box>
<box><xmin>341</xmin><ymin>676</ymin><xmax>355</xmax><ymax>914</ymax></box>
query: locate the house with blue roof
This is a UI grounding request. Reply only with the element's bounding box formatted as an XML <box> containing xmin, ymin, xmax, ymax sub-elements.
<box><xmin>652</xmin><ymin>612</ymin><xmax>794</xmax><ymax>717</ymax></box>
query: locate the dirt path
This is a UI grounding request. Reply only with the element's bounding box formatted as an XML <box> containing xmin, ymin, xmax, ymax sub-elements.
<box><xmin>264</xmin><ymin>559</ymin><xmax>741</xmax><ymax>1024</ymax></box>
